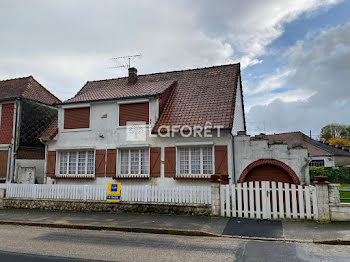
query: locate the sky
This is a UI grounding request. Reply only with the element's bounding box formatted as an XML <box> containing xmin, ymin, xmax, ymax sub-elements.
<box><xmin>0</xmin><ymin>0</ymin><xmax>349</xmax><ymax>138</ymax></box>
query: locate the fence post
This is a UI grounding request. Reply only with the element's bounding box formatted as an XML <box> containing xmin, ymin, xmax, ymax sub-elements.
<box><xmin>0</xmin><ymin>188</ymin><xmax>5</xmax><ymax>209</ymax></box>
<box><xmin>210</xmin><ymin>180</ymin><xmax>221</xmax><ymax>216</ymax></box>
<box><xmin>328</xmin><ymin>184</ymin><xmax>340</xmax><ymax>204</ymax></box>
<box><xmin>314</xmin><ymin>181</ymin><xmax>330</xmax><ymax>222</ymax></box>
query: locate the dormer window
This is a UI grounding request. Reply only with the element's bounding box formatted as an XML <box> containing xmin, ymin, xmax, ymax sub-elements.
<box><xmin>119</xmin><ymin>102</ymin><xmax>149</xmax><ymax>126</ymax></box>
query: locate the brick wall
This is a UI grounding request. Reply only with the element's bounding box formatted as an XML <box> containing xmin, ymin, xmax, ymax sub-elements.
<box><xmin>0</xmin><ymin>103</ymin><xmax>14</xmax><ymax>144</ymax></box>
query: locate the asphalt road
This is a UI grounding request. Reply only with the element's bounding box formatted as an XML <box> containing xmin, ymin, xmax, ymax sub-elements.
<box><xmin>0</xmin><ymin>225</ymin><xmax>349</xmax><ymax>262</ymax></box>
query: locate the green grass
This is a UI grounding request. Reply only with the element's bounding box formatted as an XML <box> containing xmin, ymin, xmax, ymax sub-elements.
<box><xmin>340</xmin><ymin>184</ymin><xmax>350</xmax><ymax>203</ymax></box>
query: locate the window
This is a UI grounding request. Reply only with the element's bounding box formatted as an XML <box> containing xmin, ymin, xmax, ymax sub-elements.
<box><xmin>309</xmin><ymin>160</ymin><xmax>325</xmax><ymax>167</ymax></box>
<box><xmin>119</xmin><ymin>102</ymin><xmax>149</xmax><ymax>126</ymax></box>
<box><xmin>64</xmin><ymin>107</ymin><xmax>90</xmax><ymax>129</ymax></box>
<box><xmin>58</xmin><ymin>151</ymin><xmax>94</xmax><ymax>177</ymax></box>
<box><xmin>117</xmin><ymin>148</ymin><xmax>149</xmax><ymax>177</ymax></box>
<box><xmin>177</xmin><ymin>146</ymin><xmax>213</xmax><ymax>178</ymax></box>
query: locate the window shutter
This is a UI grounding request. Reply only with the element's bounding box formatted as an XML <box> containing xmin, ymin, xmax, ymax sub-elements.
<box><xmin>0</xmin><ymin>151</ymin><xmax>8</xmax><ymax>177</ymax></box>
<box><xmin>64</xmin><ymin>107</ymin><xmax>90</xmax><ymax>129</ymax></box>
<box><xmin>46</xmin><ymin>151</ymin><xmax>56</xmax><ymax>177</ymax></box>
<box><xmin>106</xmin><ymin>149</ymin><xmax>116</xmax><ymax>177</ymax></box>
<box><xmin>164</xmin><ymin>147</ymin><xmax>176</xmax><ymax>178</ymax></box>
<box><xmin>95</xmin><ymin>150</ymin><xmax>106</xmax><ymax>177</ymax></box>
<box><xmin>119</xmin><ymin>102</ymin><xmax>149</xmax><ymax>126</ymax></box>
<box><xmin>215</xmin><ymin>145</ymin><xmax>228</xmax><ymax>175</ymax></box>
<box><xmin>150</xmin><ymin>147</ymin><xmax>161</xmax><ymax>177</ymax></box>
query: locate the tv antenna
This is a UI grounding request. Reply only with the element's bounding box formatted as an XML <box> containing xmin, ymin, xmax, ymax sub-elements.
<box><xmin>110</xmin><ymin>54</ymin><xmax>142</xmax><ymax>69</ymax></box>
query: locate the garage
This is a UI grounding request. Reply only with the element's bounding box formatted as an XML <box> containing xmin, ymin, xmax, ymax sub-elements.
<box><xmin>238</xmin><ymin>159</ymin><xmax>300</xmax><ymax>185</ymax></box>
<box><xmin>243</xmin><ymin>163</ymin><xmax>294</xmax><ymax>184</ymax></box>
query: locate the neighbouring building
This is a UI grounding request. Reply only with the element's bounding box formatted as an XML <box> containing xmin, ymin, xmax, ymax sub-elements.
<box><xmin>41</xmin><ymin>64</ymin><xmax>310</xmax><ymax>186</ymax></box>
<box><xmin>0</xmin><ymin>76</ymin><xmax>60</xmax><ymax>184</ymax></box>
<box><xmin>266</xmin><ymin>131</ymin><xmax>350</xmax><ymax>167</ymax></box>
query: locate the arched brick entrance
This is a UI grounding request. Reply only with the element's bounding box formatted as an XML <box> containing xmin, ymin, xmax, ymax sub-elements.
<box><xmin>238</xmin><ymin>159</ymin><xmax>300</xmax><ymax>184</ymax></box>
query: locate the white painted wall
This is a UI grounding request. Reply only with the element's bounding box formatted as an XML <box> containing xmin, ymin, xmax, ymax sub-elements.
<box><xmin>232</xmin><ymin>76</ymin><xmax>245</xmax><ymax>135</ymax></box>
<box><xmin>48</xmin><ymin>98</ymin><xmax>233</xmax><ymax>186</ymax></box>
<box><xmin>234</xmin><ymin>134</ymin><xmax>310</xmax><ymax>184</ymax></box>
<box><xmin>15</xmin><ymin>159</ymin><xmax>45</xmax><ymax>184</ymax></box>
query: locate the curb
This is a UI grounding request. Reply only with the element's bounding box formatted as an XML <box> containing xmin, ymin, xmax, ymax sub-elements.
<box><xmin>0</xmin><ymin>220</ymin><xmax>221</xmax><ymax>237</ymax></box>
<box><xmin>0</xmin><ymin>220</ymin><xmax>349</xmax><ymax>245</ymax></box>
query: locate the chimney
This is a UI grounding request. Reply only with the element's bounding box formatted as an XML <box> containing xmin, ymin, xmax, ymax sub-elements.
<box><xmin>128</xmin><ymin>67</ymin><xmax>138</xmax><ymax>84</ymax></box>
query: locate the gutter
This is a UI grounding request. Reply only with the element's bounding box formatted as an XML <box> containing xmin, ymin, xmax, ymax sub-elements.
<box><xmin>0</xmin><ymin>96</ymin><xmax>57</xmax><ymax>108</ymax></box>
<box><xmin>57</xmin><ymin>94</ymin><xmax>158</xmax><ymax>106</ymax></box>
<box><xmin>39</xmin><ymin>139</ymin><xmax>48</xmax><ymax>184</ymax></box>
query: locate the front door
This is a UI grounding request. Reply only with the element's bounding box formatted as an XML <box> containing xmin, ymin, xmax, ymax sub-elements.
<box><xmin>0</xmin><ymin>150</ymin><xmax>8</xmax><ymax>183</ymax></box>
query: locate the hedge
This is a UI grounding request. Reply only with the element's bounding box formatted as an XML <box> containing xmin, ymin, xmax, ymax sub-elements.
<box><xmin>309</xmin><ymin>167</ymin><xmax>350</xmax><ymax>184</ymax></box>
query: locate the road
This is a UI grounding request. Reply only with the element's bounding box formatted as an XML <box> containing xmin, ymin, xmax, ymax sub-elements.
<box><xmin>0</xmin><ymin>225</ymin><xmax>349</xmax><ymax>261</ymax></box>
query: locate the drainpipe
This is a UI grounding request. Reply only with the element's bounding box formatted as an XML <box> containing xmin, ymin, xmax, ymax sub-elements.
<box><xmin>230</xmin><ymin>132</ymin><xmax>236</xmax><ymax>183</ymax></box>
<box><xmin>40</xmin><ymin>139</ymin><xmax>48</xmax><ymax>184</ymax></box>
<box><xmin>9</xmin><ymin>99</ymin><xmax>21</xmax><ymax>183</ymax></box>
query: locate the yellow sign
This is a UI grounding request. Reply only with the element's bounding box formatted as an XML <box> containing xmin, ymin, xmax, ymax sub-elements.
<box><xmin>106</xmin><ymin>182</ymin><xmax>121</xmax><ymax>202</ymax></box>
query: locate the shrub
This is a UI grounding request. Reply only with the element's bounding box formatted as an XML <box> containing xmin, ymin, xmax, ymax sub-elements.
<box><xmin>309</xmin><ymin>167</ymin><xmax>350</xmax><ymax>184</ymax></box>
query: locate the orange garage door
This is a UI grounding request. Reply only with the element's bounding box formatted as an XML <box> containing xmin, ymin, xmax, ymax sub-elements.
<box><xmin>243</xmin><ymin>164</ymin><xmax>294</xmax><ymax>184</ymax></box>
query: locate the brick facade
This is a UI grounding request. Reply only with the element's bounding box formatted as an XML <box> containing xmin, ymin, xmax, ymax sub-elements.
<box><xmin>0</xmin><ymin>103</ymin><xmax>14</xmax><ymax>144</ymax></box>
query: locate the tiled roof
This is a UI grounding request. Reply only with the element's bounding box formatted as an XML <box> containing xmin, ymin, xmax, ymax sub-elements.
<box><xmin>39</xmin><ymin>118</ymin><xmax>58</xmax><ymax>140</ymax></box>
<box><xmin>265</xmin><ymin>131</ymin><xmax>350</xmax><ymax>156</ymax></box>
<box><xmin>64</xmin><ymin>64</ymin><xmax>242</xmax><ymax>130</ymax></box>
<box><xmin>65</xmin><ymin>79</ymin><xmax>176</xmax><ymax>103</ymax></box>
<box><xmin>0</xmin><ymin>76</ymin><xmax>61</xmax><ymax>105</ymax></box>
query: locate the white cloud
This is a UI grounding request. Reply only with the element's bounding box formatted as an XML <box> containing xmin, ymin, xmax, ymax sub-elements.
<box><xmin>0</xmin><ymin>0</ymin><xmax>342</xmax><ymax>100</ymax></box>
<box><xmin>247</xmin><ymin>21</ymin><xmax>350</xmax><ymax>135</ymax></box>
<box><xmin>246</xmin><ymin>69</ymin><xmax>293</xmax><ymax>95</ymax></box>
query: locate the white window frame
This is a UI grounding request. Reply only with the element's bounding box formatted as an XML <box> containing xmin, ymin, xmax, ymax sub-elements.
<box><xmin>56</xmin><ymin>150</ymin><xmax>95</xmax><ymax>178</ymax></box>
<box><xmin>176</xmin><ymin>145</ymin><xmax>214</xmax><ymax>179</ymax></box>
<box><xmin>116</xmin><ymin>147</ymin><xmax>150</xmax><ymax>178</ymax></box>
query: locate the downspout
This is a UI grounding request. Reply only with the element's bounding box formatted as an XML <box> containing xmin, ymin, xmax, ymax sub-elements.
<box><xmin>231</xmin><ymin>131</ymin><xmax>236</xmax><ymax>183</ymax></box>
<box><xmin>9</xmin><ymin>99</ymin><xmax>21</xmax><ymax>183</ymax></box>
<box><xmin>40</xmin><ymin>139</ymin><xmax>48</xmax><ymax>184</ymax></box>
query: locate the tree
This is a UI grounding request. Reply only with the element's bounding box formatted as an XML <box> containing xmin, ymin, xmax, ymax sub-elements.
<box><xmin>327</xmin><ymin>137</ymin><xmax>350</xmax><ymax>146</ymax></box>
<box><xmin>320</xmin><ymin>124</ymin><xmax>346</xmax><ymax>141</ymax></box>
<box><xmin>344</xmin><ymin>126</ymin><xmax>350</xmax><ymax>140</ymax></box>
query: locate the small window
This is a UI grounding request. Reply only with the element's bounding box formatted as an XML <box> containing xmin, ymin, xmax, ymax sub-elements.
<box><xmin>58</xmin><ymin>150</ymin><xmax>94</xmax><ymax>177</ymax></box>
<box><xmin>64</xmin><ymin>107</ymin><xmax>90</xmax><ymax>129</ymax></box>
<box><xmin>177</xmin><ymin>146</ymin><xmax>213</xmax><ymax>178</ymax></box>
<box><xmin>117</xmin><ymin>148</ymin><xmax>149</xmax><ymax>177</ymax></box>
<box><xmin>309</xmin><ymin>160</ymin><xmax>325</xmax><ymax>167</ymax></box>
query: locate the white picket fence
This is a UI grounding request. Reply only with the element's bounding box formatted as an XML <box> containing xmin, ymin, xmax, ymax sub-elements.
<box><xmin>220</xmin><ymin>181</ymin><xmax>318</xmax><ymax>220</ymax></box>
<box><xmin>0</xmin><ymin>184</ymin><xmax>211</xmax><ymax>204</ymax></box>
<box><xmin>122</xmin><ymin>185</ymin><xmax>211</xmax><ymax>204</ymax></box>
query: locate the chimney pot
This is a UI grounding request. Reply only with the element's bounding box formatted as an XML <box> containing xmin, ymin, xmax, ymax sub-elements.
<box><xmin>128</xmin><ymin>67</ymin><xmax>138</xmax><ymax>84</ymax></box>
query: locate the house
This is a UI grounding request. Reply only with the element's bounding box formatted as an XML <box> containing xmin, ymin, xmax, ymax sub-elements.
<box><xmin>0</xmin><ymin>76</ymin><xmax>60</xmax><ymax>184</ymax></box>
<box><xmin>41</xmin><ymin>64</ymin><xmax>310</xmax><ymax>186</ymax></box>
<box><xmin>265</xmin><ymin>131</ymin><xmax>350</xmax><ymax>167</ymax></box>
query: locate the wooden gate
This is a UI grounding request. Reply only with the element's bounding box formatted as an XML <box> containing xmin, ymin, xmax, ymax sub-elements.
<box><xmin>220</xmin><ymin>181</ymin><xmax>318</xmax><ymax>220</ymax></box>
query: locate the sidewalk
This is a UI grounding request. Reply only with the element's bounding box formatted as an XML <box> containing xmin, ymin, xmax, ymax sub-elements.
<box><xmin>0</xmin><ymin>209</ymin><xmax>349</xmax><ymax>243</ymax></box>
